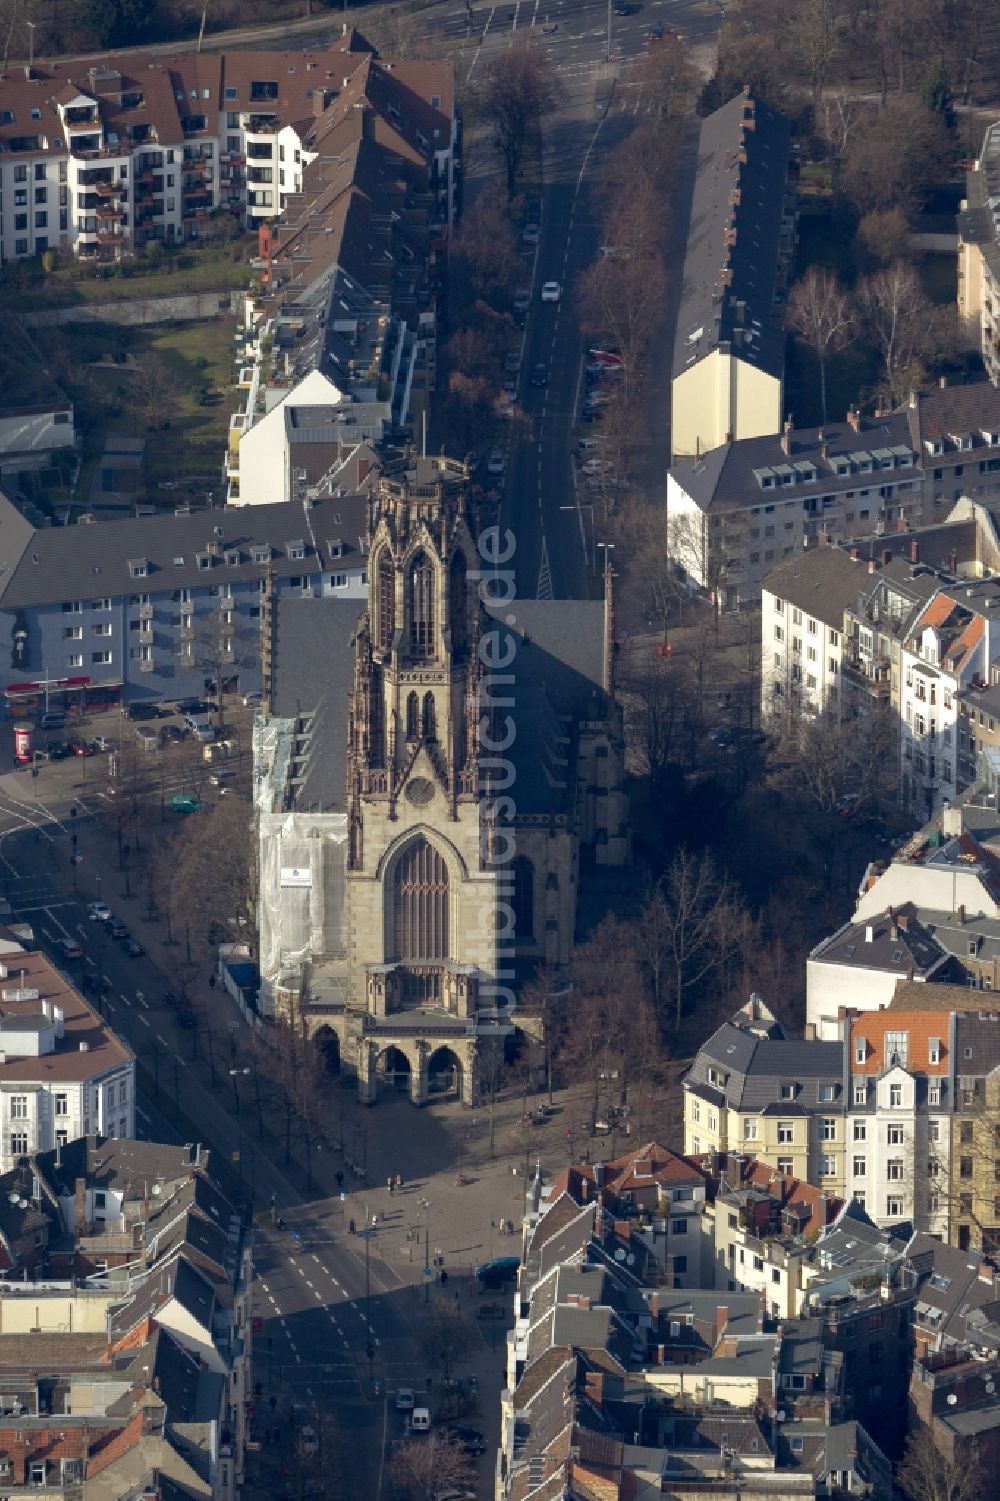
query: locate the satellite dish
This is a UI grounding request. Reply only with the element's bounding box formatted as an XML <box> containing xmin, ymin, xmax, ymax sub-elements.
<box><xmin>7</xmin><ymin>1192</ymin><xmax>18</xmax><ymax>1205</ymax></box>
<box><xmin>614</xmin><ymin>1248</ymin><xmax>625</xmax><ymax>1261</ymax></box>
<box><xmin>16</xmin><ymin>1198</ymin><xmax>27</xmax><ymax>1209</ymax></box>
<box><xmin>151</xmin><ymin>1184</ymin><xmax>162</xmax><ymax>1196</ymax></box>
<box><xmin>947</xmin><ymin>1394</ymin><xmax>958</xmax><ymax>1405</ymax></box>
<box><xmin>626</xmin><ymin>1253</ymin><xmax>635</xmax><ymax>1266</ymax></box>
<box><xmin>776</xmin><ymin>1411</ymin><xmax>786</xmax><ymax>1422</ymax></box>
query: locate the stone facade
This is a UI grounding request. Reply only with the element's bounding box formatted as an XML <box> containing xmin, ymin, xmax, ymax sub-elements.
<box><xmin>256</xmin><ymin>456</ymin><xmax>629</xmax><ymax>1105</ymax></box>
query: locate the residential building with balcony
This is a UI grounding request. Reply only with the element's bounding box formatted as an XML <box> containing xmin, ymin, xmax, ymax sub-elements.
<box><xmin>0</xmin><ymin>487</ymin><xmax>368</xmax><ymax>712</ymax></box>
<box><xmin>959</xmin><ymin>120</ymin><xmax>1000</xmax><ymax>384</ymax></box>
<box><xmin>0</xmin><ymin>1134</ymin><xmax>251</xmax><ymax>1499</ymax></box>
<box><xmin>759</xmin><ymin>544</ymin><xmax>863</xmax><ymax>719</ymax></box>
<box><xmin>670</xmin><ymin>89</ymin><xmax>796</xmax><ymax>463</ymax></box>
<box><xmin>683</xmin><ymin>996</ymin><xmax>844</xmax><ymax>1189</ymax></box>
<box><xmin>0</xmin><ymin>948</ymin><xmax>134</xmax><ymax>1172</ymax></box>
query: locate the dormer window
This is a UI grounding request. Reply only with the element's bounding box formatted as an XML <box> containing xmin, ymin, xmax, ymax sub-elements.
<box><xmin>128</xmin><ymin>558</ymin><xmax>147</xmax><ymax>578</ymax></box>
<box><xmin>173</xmin><ymin>556</ymin><xmax>184</xmax><ymax>567</ymax></box>
<box><xmin>252</xmin><ymin>546</ymin><xmax>271</xmax><ymax>565</ymax></box>
<box><xmin>855</xmin><ymin>1039</ymin><xmax>867</xmax><ymax>1065</ymax></box>
<box><xmin>982</xmin><ymin>429</ymin><xmax>1000</xmax><ymax>447</ymax></box>
<box><xmin>287</xmin><ymin>540</ymin><xmax>306</xmax><ymax>561</ymax></box>
<box><xmin>328</xmin><ymin>540</ymin><xmax>344</xmax><ymax>560</ymax></box>
<box><xmin>779</xmin><ymin>1082</ymin><xmax>795</xmax><ymax>1100</ymax></box>
<box><xmin>196</xmin><ymin>552</ymin><xmax>213</xmax><ymax>571</ymax></box>
<box><xmin>924</xmin><ymin>438</ymin><xmax>944</xmax><ymax>456</ymax></box>
<box><xmin>952</xmin><ymin>433</ymin><xmax>973</xmax><ymax>451</ymax></box>
<box><xmin>225</xmin><ymin>549</ymin><xmax>240</xmax><ymax>567</ymax></box>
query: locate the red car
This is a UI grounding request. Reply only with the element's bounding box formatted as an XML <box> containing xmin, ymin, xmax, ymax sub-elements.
<box><xmin>69</xmin><ymin>738</ymin><xmax>94</xmax><ymax>757</ymax></box>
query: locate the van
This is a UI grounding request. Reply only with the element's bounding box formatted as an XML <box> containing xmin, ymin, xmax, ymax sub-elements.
<box><xmin>185</xmin><ymin>714</ymin><xmax>215</xmax><ymax>744</ymax></box>
<box><xmin>410</xmin><ymin>1407</ymin><xmax>431</xmax><ymax>1433</ymax></box>
<box><xmin>576</xmin><ymin>437</ymin><xmax>608</xmax><ymax>454</ymax></box>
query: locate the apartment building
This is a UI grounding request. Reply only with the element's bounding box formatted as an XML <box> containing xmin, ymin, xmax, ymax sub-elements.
<box><xmin>683</xmin><ymin>996</ymin><xmax>845</xmax><ymax>1189</ymax></box>
<box><xmin>0</xmin><ymin>486</ymin><xmax>369</xmax><ymax>712</ymax></box>
<box><xmin>959</xmin><ymin>119</ymin><xmax>1000</xmax><ymax>384</ymax></box>
<box><xmin>0</xmin><ymin>32</ymin><xmax>456</xmax><ymax>263</ymax></box>
<box><xmin>0</xmin><ymin>949</ymin><xmax>134</xmax><ymax>1171</ymax></box>
<box><xmin>670</xmin><ymin>89</ymin><xmax>795</xmax><ymax>463</ymax></box>
<box><xmin>0</xmin><ymin>1135</ymin><xmax>251</xmax><ymax>1499</ymax></box>
<box><xmin>673</xmin><ymin>383</ymin><xmax>1000</xmax><ymax>611</ymax></box>
<box><xmin>759</xmin><ymin>544</ymin><xmax>861</xmax><ymax>717</ymax></box>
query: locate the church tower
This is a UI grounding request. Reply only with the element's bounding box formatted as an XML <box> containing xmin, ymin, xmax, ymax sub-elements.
<box><xmin>345</xmin><ymin>456</ymin><xmax>495</xmax><ymax>1105</ymax></box>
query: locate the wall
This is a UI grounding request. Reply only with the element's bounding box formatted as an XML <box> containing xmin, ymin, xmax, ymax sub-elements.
<box><xmin>23</xmin><ymin>291</ymin><xmax>239</xmax><ymax>329</ymax></box>
<box><xmin>0</xmin><ymin>1289</ymin><xmax>112</xmax><ymax>1332</ymax></box>
<box><xmin>805</xmin><ymin>954</ymin><xmax>900</xmax><ymax>1040</ymax></box>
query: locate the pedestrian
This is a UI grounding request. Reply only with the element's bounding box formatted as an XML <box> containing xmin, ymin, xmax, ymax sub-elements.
<box><xmin>336</xmin><ymin>1170</ymin><xmax>344</xmax><ymax>1190</ymax></box>
<box><xmin>396</xmin><ymin>1172</ymin><xmax>404</xmax><ymax>1190</ymax></box>
<box><xmin>349</xmin><ymin>1218</ymin><xmax>356</xmax><ymax>1235</ymax></box>
<box><xmin>372</xmin><ymin>1212</ymin><xmax>379</xmax><ymax>1228</ymax></box>
<box><xmin>507</xmin><ymin>1218</ymin><xmax>514</xmax><ymax>1237</ymax></box>
<box><xmin>441</xmin><ymin>1269</ymin><xmax>448</xmax><ymax>1286</ymax></box>
<box><xmin>387</xmin><ymin>1176</ymin><xmax>394</xmax><ymax>1195</ymax></box>
<box><xmin>498</xmin><ymin>1218</ymin><xmax>506</xmax><ymax>1238</ymax></box>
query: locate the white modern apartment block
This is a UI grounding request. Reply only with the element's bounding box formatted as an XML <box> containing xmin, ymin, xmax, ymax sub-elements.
<box><xmin>0</xmin><ymin>949</ymin><xmax>134</xmax><ymax>1171</ymax></box>
<box><xmin>760</xmin><ymin>544</ymin><xmax>861</xmax><ymax>718</ymax></box>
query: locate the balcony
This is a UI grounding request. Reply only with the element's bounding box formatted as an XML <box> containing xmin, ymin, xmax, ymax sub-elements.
<box><xmin>139</xmin><ymin>604</ymin><xmax>153</xmax><ymax>620</ymax></box>
<box><xmin>93</xmin><ymin>178</ymin><xmax>124</xmax><ymax>197</ymax></box>
<box><xmin>138</xmin><ymin>628</ymin><xmax>154</xmax><ymax>646</ymax></box>
<box><xmin>95</xmin><ymin>203</ymin><xmax>124</xmax><ymax>221</ymax></box>
<box><xmin>139</xmin><ymin>658</ymin><xmax>156</xmax><ymax>673</ymax></box>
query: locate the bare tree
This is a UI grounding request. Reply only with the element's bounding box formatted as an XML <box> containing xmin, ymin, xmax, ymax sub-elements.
<box><xmin>450</xmin><ymin>194</ymin><xmax>523</xmax><ymax>304</ymax></box>
<box><xmin>786</xmin><ymin>267</ymin><xmax>854</xmax><ymax>425</ymax></box>
<box><xmin>857</xmin><ymin>260</ymin><xmax>951</xmax><ymax>407</ymax></box>
<box><xmin>575</xmin><ymin>254</ymin><xmax>666</xmax><ymax>403</ymax></box>
<box><xmin>160</xmin><ymin>793</ymin><xmax>258</xmax><ymax>964</ymax></box>
<box><xmin>640</xmin><ymin>851</ymin><xmax>750</xmax><ymax>1031</ymax></box>
<box><xmin>629</xmin><ymin>35</ymin><xmax>700</xmax><ymax>121</ymax></box>
<box><xmin>475</xmin><ymin>42</ymin><xmax>561</xmax><ymax>198</ymax></box>
<box><xmin>840</xmin><ymin>94</ymin><xmax>953</xmax><ymax>219</ymax></box>
<box><xmin>194</xmin><ymin>608</ymin><xmax>256</xmax><ymax>732</ymax></box>
<box><xmin>421</xmin><ymin>1301</ymin><xmax>476</xmax><ymax>1386</ymax></box>
<box><xmin>897</xmin><ymin>1427</ymin><xmax>985</xmax><ymax>1501</ymax></box>
<box><xmin>386</xmin><ymin>1433</ymin><xmax>476</xmax><ymax>1501</ymax></box>
<box><xmin>856</xmin><ymin>206</ymin><xmax>912</xmax><ymax>268</ymax></box>
<box><xmin>132</xmin><ymin>354</ymin><xmax>180</xmax><ymax>429</ymax></box>
<box><xmin>518</xmin><ymin>962</ymin><xmax>570</xmax><ymax>1103</ymax></box>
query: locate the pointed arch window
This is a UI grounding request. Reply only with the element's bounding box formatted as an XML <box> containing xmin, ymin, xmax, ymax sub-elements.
<box><xmin>406</xmin><ymin>691</ymin><xmax>420</xmax><ymax>741</ymax></box>
<box><xmin>376</xmin><ymin>549</ymin><xmax>395</xmax><ymax>651</ymax></box>
<box><xmin>423</xmin><ymin>691</ymin><xmax>437</xmax><ymax>741</ymax></box>
<box><xmin>409</xmin><ymin>552</ymin><xmax>435</xmax><ymax>658</ymax></box>
<box><xmin>512</xmin><ymin>855</ymin><xmax>534</xmax><ymax>941</ymax></box>
<box><xmin>392</xmin><ymin>837</ymin><xmax>449</xmax><ymax>959</ymax></box>
<box><xmin>449</xmin><ymin>551</ymin><xmax>468</xmax><ymax>655</ymax></box>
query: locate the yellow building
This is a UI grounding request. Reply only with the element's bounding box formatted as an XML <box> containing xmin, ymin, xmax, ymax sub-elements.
<box><xmin>670</xmin><ymin>89</ymin><xmax>795</xmax><ymax>463</ymax></box>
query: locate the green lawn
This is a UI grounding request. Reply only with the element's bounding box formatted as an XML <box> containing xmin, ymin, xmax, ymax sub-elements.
<box><xmin>0</xmin><ymin>242</ymin><xmax>254</xmax><ymax>311</ymax></box>
<box><xmin>36</xmin><ymin>315</ymin><xmax>234</xmax><ymax>504</ymax></box>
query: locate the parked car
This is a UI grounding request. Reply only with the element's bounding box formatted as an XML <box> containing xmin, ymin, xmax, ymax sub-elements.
<box><xmin>161</xmin><ymin>724</ymin><xmax>186</xmax><ymax>746</ymax></box>
<box><xmin>503</xmin><ymin>349</ymin><xmax>521</xmax><ymax>374</ymax></box>
<box><xmin>521</xmin><ymin>222</ymin><xmax>540</xmax><ymax>245</ymax></box>
<box><xmin>513</xmin><ymin>289</ymin><xmax>530</xmax><ymax>316</ymax></box>
<box><xmin>176</xmin><ymin>1004</ymin><xmax>197</xmax><ymax>1029</ymax></box>
<box><xmin>486</xmin><ymin>449</ymin><xmax>506</xmax><ymax>477</ymax></box>
<box><xmin>580</xmin><ymin>458</ymin><xmax>613</xmax><ymax>476</ymax></box>
<box><xmin>530</xmin><ymin>362</ymin><xmax>548</xmax><ymax>387</ymax></box>
<box><xmin>121</xmin><ymin>702</ymin><xmax>165</xmax><ymax>721</ymax></box>
<box><xmin>209</xmin><ymin>767</ymin><xmax>237</xmax><ymax>788</ymax></box>
<box><xmin>395</xmin><ymin>1388</ymin><xmax>415</xmax><ymax>1412</ymax></box>
<box><xmin>92</xmin><ymin>735</ymin><xmax>115</xmax><ymax>752</ymax></box>
<box><xmin>445</xmin><ymin>1424</ymin><xmax>486</xmax><ymax>1456</ymax></box>
<box><xmin>109</xmin><ymin>919</ymin><xmax>128</xmax><ymax>939</ymax></box>
<box><xmin>540</xmin><ymin>281</ymin><xmax>561</xmax><ymax>303</ymax></box>
<box><xmin>242</xmin><ymin>689</ymin><xmax>263</xmax><ymax>707</ymax></box>
<box><xmin>40</xmin><ymin>711</ymin><xmax>65</xmax><ymax>730</ymax></box>
<box><xmin>87</xmin><ymin>901</ymin><xmax>111</xmax><ymax>922</ymax></box>
<box><xmin>59</xmin><ymin>937</ymin><xmax>83</xmax><ymax>961</ymax></box>
<box><xmin>122</xmin><ymin>938</ymin><xmax>145</xmax><ymax>958</ymax></box>
<box><xmin>475</xmin><ymin>1254</ymin><xmax>520</xmax><ymax>1284</ymax></box>
<box><xmin>68</xmin><ymin>737</ymin><xmax>93</xmax><ymax>757</ymax></box>
<box><xmin>47</xmin><ymin>742</ymin><xmax>71</xmax><ymax>760</ymax></box>
<box><xmin>172</xmin><ymin>794</ymin><xmax>202</xmax><ymax>815</ymax></box>
<box><xmin>184</xmin><ymin>715</ymin><xmax>215</xmax><ymax>743</ymax></box>
<box><xmin>177</xmin><ymin>698</ymin><xmax>214</xmax><ymax>716</ymax></box>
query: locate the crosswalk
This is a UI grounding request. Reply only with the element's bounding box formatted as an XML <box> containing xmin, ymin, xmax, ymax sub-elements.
<box><xmin>536</xmin><ymin>536</ymin><xmax>553</xmax><ymax>599</ymax></box>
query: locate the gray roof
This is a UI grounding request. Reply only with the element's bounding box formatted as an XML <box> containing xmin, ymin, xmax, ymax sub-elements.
<box><xmin>761</xmin><ymin>545</ymin><xmax>876</xmax><ymax>629</ymax></box>
<box><xmin>669</xmin><ymin>412</ymin><xmax>915</xmax><ymax>515</ymax></box>
<box><xmin>673</xmin><ymin>90</ymin><xmax>791</xmax><ymax>382</ymax></box>
<box><xmin>688</xmin><ymin>1018</ymin><xmax>843</xmax><ymax>1112</ymax></box>
<box><xmin>269</xmin><ymin>597</ymin><xmax>360</xmax><ymax>812</ymax></box>
<box><xmin>778</xmin><ymin>1318</ymin><xmax>824</xmax><ymax>1375</ymax></box>
<box><xmin>694</xmin><ymin>1336</ymin><xmax>776</xmax><ymax>1379</ymax></box>
<box><xmin>0</xmin><ymin>491</ymin><xmax>368</xmax><ymax>609</ymax></box>
<box><xmin>551</xmin><ymin>1303</ymin><xmax>613</xmax><ymax>1350</ymax></box>
<box><xmin>906</xmin><ymin>381</ymin><xmax>1000</xmax><ymax>448</ymax></box>
<box><xmin>810</xmin><ymin>906</ymin><xmax>946</xmax><ymax>978</ymax></box>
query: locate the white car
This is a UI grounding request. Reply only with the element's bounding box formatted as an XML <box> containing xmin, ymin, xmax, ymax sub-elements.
<box><xmin>486</xmin><ymin>450</ymin><xmax>506</xmax><ymax>477</ymax></box>
<box><xmin>540</xmin><ymin>281</ymin><xmax>561</xmax><ymax>303</ymax></box>
<box><xmin>581</xmin><ymin>458</ymin><xmax>613</xmax><ymax>476</ymax></box>
<box><xmin>395</xmin><ymin>1388</ymin><xmax>415</xmax><ymax>1412</ymax></box>
<box><xmin>242</xmin><ymin>689</ymin><xmax>263</xmax><ymax>707</ymax></box>
<box><xmin>87</xmin><ymin>901</ymin><xmax>111</xmax><ymax>922</ymax></box>
<box><xmin>522</xmin><ymin>223</ymin><xmax>540</xmax><ymax>244</ymax></box>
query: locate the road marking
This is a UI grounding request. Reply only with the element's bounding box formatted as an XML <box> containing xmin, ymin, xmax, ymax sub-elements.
<box><xmin>44</xmin><ymin>907</ymin><xmax>73</xmax><ymax>939</ymax></box>
<box><xmin>294</xmin><ymin>1352</ymin><xmax>302</xmax><ymax>1364</ymax></box>
<box><xmin>311</xmin><ymin>1254</ymin><xmax>321</xmax><ymax>1265</ymax></box>
<box><xmin>137</xmin><ymin>993</ymin><xmax>149</xmax><ymax>1009</ymax></box>
<box><xmin>305</xmin><ymin>1279</ymin><xmax>314</xmax><ymax>1289</ymax></box>
<box><xmin>465</xmin><ymin>4</ymin><xmax>495</xmax><ymax>80</ymax></box>
<box><xmin>137</xmin><ymin>1014</ymin><xmax>150</xmax><ymax>1028</ymax></box>
<box><xmin>119</xmin><ymin>992</ymin><xmax>130</xmax><ymax>1006</ymax></box>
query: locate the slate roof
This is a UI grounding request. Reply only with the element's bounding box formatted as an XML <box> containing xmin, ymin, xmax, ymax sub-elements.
<box><xmin>761</xmin><ymin>545</ymin><xmax>873</xmax><ymax>628</ymax></box>
<box><xmin>0</xmin><ymin>491</ymin><xmax>368</xmax><ymax>610</ymax></box>
<box><xmin>810</xmin><ymin>905</ymin><xmax>946</xmax><ymax>979</ymax></box>
<box><xmin>669</xmin><ymin>411</ymin><xmax>915</xmax><ymax>514</ymax></box>
<box><xmin>673</xmin><ymin>90</ymin><xmax>791</xmax><ymax>382</ymax></box>
<box><xmin>693</xmin><ymin>1336</ymin><xmax>776</xmax><ymax>1379</ymax></box>
<box><xmin>906</xmin><ymin>382</ymin><xmax>1000</xmax><ymax>448</ymax></box>
<box><xmin>268</xmin><ymin>597</ymin><xmax>361</xmax><ymax>811</ymax></box>
<box><xmin>687</xmin><ymin>1018</ymin><xmax>843</xmax><ymax>1112</ymax></box>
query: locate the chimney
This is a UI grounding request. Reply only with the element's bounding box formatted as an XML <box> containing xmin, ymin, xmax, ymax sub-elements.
<box><xmin>821</xmin><ymin>442</ymin><xmax>829</xmax><ymax>460</ymax></box>
<box><xmin>781</xmin><ymin>418</ymin><xmax>793</xmax><ymax>456</ymax></box>
<box><xmin>53</xmin><ymin>1005</ymin><xmax>64</xmax><ymax>1039</ymax></box>
<box><xmin>868</xmin><ymin>559</ymin><xmax>876</xmax><ymax>574</ymax></box>
<box><xmin>865</xmin><ymin>924</ymin><xmax>874</xmax><ymax>943</ymax></box>
<box><xmin>715</xmin><ymin>1304</ymin><xmax>729</xmax><ymax>1346</ymax></box>
<box><xmin>910</xmin><ymin>539</ymin><xmax>920</xmax><ymax>564</ymax></box>
<box><xmin>817</xmin><ymin>426</ymin><xmax>826</xmax><ymax>443</ymax></box>
<box><xmin>804</xmin><ymin>1022</ymin><xmax>816</xmax><ymax>1041</ymax></box>
<box><xmin>75</xmin><ymin>1177</ymin><xmax>87</xmax><ymax>1231</ymax></box>
<box><xmin>725</xmin><ymin>432</ymin><xmax>734</xmax><ymax>445</ymax></box>
<box><xmin>939</xmin><ymin>375</ymin><xmax>948</xmax><ymax>389</ymax></box>
<box><xmin>957</xmin><ymin>904</ymin><xmax>966</xmax><ymax>926</ymax></box>
<box><xmin>847</xmin><ymin>406</ymin><xmax>861</xmax><ymax>433</ymax></box>
<box><xmin>850</xmin><ymin>546</ymin><xmax>860</xmax><ymax>561</ymax></box>
<box><xmin>898</xmin><ymin>914</ymin><xmax>909</xmax><ymax>930</ymax></box>
<box><xmin>650</xmin><ymin>1292</ymin><xmax>660</xmax><ymax>1319</ymax></box>
<box><xmin>909</xmin><ymin>389</ymin><xmax>918</xmax><ymax>409</ymax></box>
<box><xmin>883</xmin><ymin>549</ymin><xmax>893</xmax><ymax>566</ymax></box>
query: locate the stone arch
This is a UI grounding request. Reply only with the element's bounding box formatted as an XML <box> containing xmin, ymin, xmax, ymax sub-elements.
<box><xmin>375</xmin><ymin>1045</ymin><xmax>412</xmax><ymax>1093</ymax></box>
<box><xmin>374</xmin><ymin>546</ymin><xmax>395</xmax><ymax>651</ymax></box>
<box><xmin>408</xmin><ymin>550</ymin><xmax>436</xmax><ymax>658</ymax></box>
<box><xmin>375</xmin><ymin>826</ymin><xmax>470</xmax><ymax>885</ymax></box>
<box><xmin>427</xmin><ymin>1046</ymin><xmax>463</xmax><ymax>1097</ymax></box>
<box><xmin>388</xmin><ymin>834</ymin><xmax>450</xmax><ymax>961</ymax></box>
<box><xmin>406</xmin><ymin>690</ymin><xmax>420</xmax><ymax>741</ymax></box>
<box><xmin>314</xmin><ymin>1024</ymin><xmax>340</xmax><ymax>1075</ymax></box>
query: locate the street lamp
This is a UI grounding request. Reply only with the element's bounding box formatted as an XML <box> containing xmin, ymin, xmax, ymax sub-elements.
<box><xmin>418</xmin><ymin>1197</ymin><xmax>432</xmax><ymax>1304</ymax></box>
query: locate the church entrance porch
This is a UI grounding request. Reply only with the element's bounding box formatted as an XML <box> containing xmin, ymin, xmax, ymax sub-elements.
<box><xmin>427</xmin><ymin>1046</ymin><xmax>463</xmax><ymax>1099</ymax></box>
<box><xmin>375</xmin><ymin>1045</ymin><xmax>412</xmax><ymax>1096</ymax></box>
